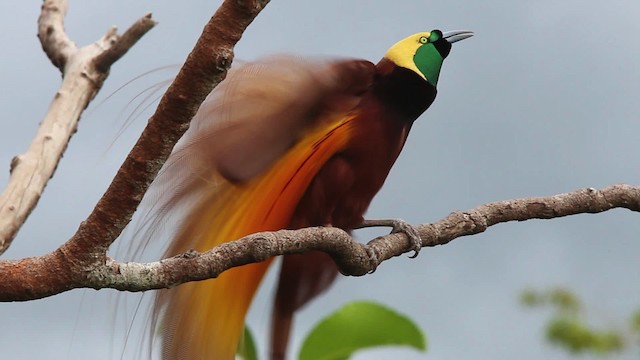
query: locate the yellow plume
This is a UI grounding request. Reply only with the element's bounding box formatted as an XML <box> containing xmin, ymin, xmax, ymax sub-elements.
<box><xmin>154</xmin><ymin>115</ymin><xmax>355</xmax><ymax>359</ymax></box>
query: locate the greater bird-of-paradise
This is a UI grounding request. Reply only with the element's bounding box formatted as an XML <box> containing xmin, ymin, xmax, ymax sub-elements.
<box><xmin>140</xmin><ymin>29</ymin><xmax>472</xmax><ymax>359</ymax></box>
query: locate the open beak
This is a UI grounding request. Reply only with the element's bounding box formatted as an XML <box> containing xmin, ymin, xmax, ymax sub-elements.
<box><xmin>443</xmin><ymin>30</ymin><xmax>474</xmax><ymax>43</ymax></box>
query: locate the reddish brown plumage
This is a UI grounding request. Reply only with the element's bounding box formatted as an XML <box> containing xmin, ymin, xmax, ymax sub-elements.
<box><xmin>141</xmin><ymin>54</ymin><xmax>438</xmax><ymax>360</ymax></box>
<box><xmin>271</xmin><ymin>57</ymin><xmax>437</xmax><ymax>359</ymax></box>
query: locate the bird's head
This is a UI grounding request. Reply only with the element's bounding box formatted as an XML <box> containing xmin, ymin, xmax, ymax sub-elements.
<box><xmin>384</xmin><ymin>30</ymin><xmax>473</xmax><ymax>87</ymax></box>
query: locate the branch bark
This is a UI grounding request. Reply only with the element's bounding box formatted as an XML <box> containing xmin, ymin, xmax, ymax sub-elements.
<box><xmin>0</xmin><ymin>0</ymin><xmax>155</xmax><ymax>254</ymax></box>
<box><xmin>1</xmin><ymin>184</ymin><xmax>637</xmax><ymax>301</ymax></box>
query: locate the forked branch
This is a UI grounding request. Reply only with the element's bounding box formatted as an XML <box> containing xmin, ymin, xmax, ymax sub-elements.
<box><xmin>0</xmin><ymin>0</ymin><xmax>155</xmax><ymax>254</ymax></box>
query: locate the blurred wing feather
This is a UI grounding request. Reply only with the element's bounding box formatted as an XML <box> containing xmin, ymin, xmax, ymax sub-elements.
<box><xmin>130</xmin><ymin>55</ymin><xmax>376</xmax><ymax>359</ymax></box>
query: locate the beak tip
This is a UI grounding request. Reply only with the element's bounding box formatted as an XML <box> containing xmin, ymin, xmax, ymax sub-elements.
<box><xmin>442</xmin><ymin>30</ymin><xmax>474</xmax><ymax>44</ymax></box>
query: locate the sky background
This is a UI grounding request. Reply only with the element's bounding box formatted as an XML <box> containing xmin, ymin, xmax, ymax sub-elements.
<box><xmin>1</xmin><ymin>1</ymin><xmax>640</xmax><ymax>359</ymax></box>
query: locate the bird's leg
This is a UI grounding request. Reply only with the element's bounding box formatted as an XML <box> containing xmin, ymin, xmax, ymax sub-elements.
<box><xmin>355</xmin><ymin>218</ymin><xmax>422</xmax><ymax>258</ymax></box>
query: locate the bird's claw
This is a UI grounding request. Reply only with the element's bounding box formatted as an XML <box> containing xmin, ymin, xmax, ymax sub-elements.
<box><xmin>356</xmin><ymin>218</ymin><xmax>422</xmax><ymax>258</ymax></box>
<box><xmin>388</xmin><ymin>218</ymin><xmax>422</xmax><ymax>258</ymax></box>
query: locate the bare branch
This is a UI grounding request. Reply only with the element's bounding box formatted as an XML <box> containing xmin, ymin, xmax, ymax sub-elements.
<box><xmin>0</xmin><ymin>4</ymin><xmax>155</xmax><ymax>255</ymax></box>
<box><xmin>94</xmin><ymin>13</ymin><xmax>156</xmax><ymax>72</ymax></box>
<box><xmin>1</xmin><ymin>184</ymin><xmax>637</xmax><ymax>301</ymax></box>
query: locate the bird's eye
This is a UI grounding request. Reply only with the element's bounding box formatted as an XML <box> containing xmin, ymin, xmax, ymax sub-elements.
<box><xmin>429</xmin><ymin>30</ymin><xmax>443</xmax><ymax>42</ymax></box>
<box><xmin>419</xmin><ymin>36</ymin><xmax>428</xmax><ymax>44</ymax></box>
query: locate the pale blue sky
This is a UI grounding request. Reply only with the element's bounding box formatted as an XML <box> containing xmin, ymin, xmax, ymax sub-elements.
<box><xmin>2</xmin><ymin>1</ymin><xmax>640</xmax><ymax>359</ymax></box>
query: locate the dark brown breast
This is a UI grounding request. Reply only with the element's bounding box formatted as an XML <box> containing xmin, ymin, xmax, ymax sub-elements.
<box><xmin>290</xmin><ymin>57</ymin><xmax>437</xmax><ymax>230</ymax></box>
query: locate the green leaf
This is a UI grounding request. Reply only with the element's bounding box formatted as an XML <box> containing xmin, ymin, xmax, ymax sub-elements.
<box><xmin>237</xmin><ymin>326</ymin><xmax>259</xmax><ymax>360</ymax></box>
<box><xmin>299</xmin><ymin>301</ymin><xmax>426</xmax><ymax>360</ymax></box>
<box><xmin>591</xmin><ymin>331</ymin><xmax>624</xmax><ymax>354</ymax></box>
<box><xmin>520</xmin><ymin>289</ymin><xmax>542</xmax><ymax>307</ymax></box>
<box><xmin>546</xmin><ymin>317</ymin><xmax>594</xmax><ymax>353</ymax></box>
<box><xmin>549</xmin><ymin>288</ymin><xmax>580</xmax><ymax>313</ymax></box>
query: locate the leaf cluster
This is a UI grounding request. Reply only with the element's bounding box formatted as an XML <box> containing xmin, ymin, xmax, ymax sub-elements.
<box><xmin>521</xmin><ymin>287</ymin><xmax>640</xmax><ymax>356</ymax></box>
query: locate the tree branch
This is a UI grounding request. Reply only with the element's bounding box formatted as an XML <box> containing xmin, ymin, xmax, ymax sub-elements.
<box><xmin>0</xmin><ymin>0</ymin><xmax>271</xmax><ymax>297</ymax></box>
<box><xmin>1</xmin><ymin>184</ymin><xmax>637</xmax><ymax>301</ymax></box>
<box><xmin>0</xmin><ymin>1</ymin><xmax>155</xmax><ymax>255</ymax></box>
<box><xmin>61</xmin><ymin>0</ymin><xmax>271</xmax><ymax>266</ymax></box>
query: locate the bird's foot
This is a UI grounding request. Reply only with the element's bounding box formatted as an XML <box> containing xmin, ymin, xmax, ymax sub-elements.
<box><xmin>356</xmin><ymin>218</ymin><xmax>422</xmax><ymax>258</ymax></box>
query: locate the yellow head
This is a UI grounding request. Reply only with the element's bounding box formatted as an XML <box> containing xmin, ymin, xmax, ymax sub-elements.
<box><xmin>384</xmin><ymin>30</ymin><xmax>473</xmax><ymax>86</ymax></box>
